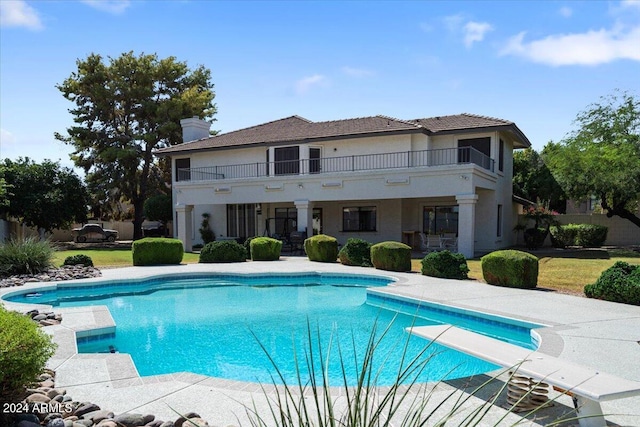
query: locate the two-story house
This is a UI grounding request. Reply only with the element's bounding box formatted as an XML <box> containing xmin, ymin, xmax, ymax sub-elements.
<box><xmin>155</xmin><ymin>113</ymin><xmax>531</xmax><ymax>258</ymax></box>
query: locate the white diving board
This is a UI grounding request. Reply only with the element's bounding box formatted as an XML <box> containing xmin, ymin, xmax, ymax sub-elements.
<box><xmin>408</xmin><ymin>324</ymin><xmax>640</xmax><ymax>427</ymax></box>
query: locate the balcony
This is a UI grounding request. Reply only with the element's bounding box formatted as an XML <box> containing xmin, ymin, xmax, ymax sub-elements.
<box><xmin>176</xmin><ymin>147</ymin><xmax>494</xmax><ymax>182</ymax></box>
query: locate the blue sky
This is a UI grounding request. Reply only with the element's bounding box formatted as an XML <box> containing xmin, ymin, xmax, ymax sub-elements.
<box><xmin>1</xmin><ymin>0</ymin><xmax>639</xmax><ymax>172</ymax></box>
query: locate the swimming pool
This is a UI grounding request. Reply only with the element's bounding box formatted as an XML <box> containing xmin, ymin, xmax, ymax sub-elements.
<box><xmin>5</xmin><ymin>272</ymin><xmax>540</xmax><ymax>386</ymax></box>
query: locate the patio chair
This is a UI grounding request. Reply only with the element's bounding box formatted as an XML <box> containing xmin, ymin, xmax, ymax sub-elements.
<box><xmin>440</xmin><ymin>233</ymin><xmax>458</xmax><ymax>252</ymax></box>
<box><xmin>419</xmin><ymin>233</ymin><xmax>442</xmax><ymax>253</ymax></box>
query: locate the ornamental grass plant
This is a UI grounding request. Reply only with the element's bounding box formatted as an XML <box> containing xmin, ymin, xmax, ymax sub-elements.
<box><xmin>0</xmin><ymin>236</ymin><xmax>55</xmax><ymax>277</ymax></box>
<box><xmin>242</xmin><ymin>318</ymin><xmax>580</xmax><ymax>427</ymax></box>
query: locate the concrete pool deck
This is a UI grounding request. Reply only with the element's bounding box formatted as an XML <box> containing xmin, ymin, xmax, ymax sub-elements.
<box><xmin>1</xmin><ymin>257</ymin><xmax>639</xmax><ymax>426</ymax></box>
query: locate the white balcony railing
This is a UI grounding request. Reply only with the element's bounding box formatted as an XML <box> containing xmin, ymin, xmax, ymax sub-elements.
<box><xmin>176</xmin><ymin>147</ymin><xmax>494</xmax><ymax>182</ymax></box>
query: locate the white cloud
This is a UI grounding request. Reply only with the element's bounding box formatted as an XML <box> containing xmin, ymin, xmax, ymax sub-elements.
<box><xmin>0</xmin><ymin>128</ymin><xmax>17</xmax><ymax>147</ymax></box>
<box><xmin>559</xmin><ymin>6</ymin><xmax>573</xmax><ymax>18</ymax></box>
<box><xmin>443</xmin><ymin>14</ymin><xmax>465</xmax><ymax>32</ymax></box>
<box><xmin>0</xmin><ymin>1</ymin><xmax>43</xmax><ymax>30</ymax></box>
<box><xmin>463</xmin><ymin>21</ymin><xmax>493</xmax><ymax>48</ymax></box>
<box><xmin>500</xmin><ymin>25</ymin><xmax>640</xmax><ymax>66</ymax></box>
<box><xmin>81</xmin><ymin>0</ymin><xmax>131</xmax><ymax>15</ymax></box>
<box><xmin>295</xmin><ymin>74</ymin><xmax>327</xmax><ymax>95</ymax></box>
<box><xmin>621</xmin><ymin>0</ymin><xmax>640</xmax><ymax>10</ymax></box>
<box><xmin>341</xmin><ymin>66</ymin><xmax>374</xmax><ymax>78</ymax></box>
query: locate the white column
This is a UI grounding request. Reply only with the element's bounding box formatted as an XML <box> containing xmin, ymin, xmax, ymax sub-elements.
<box><xmin>456</xmin><ymin>194</ymin><xmax>478</xmax><ymax>259</ymax></box>
<box><xmin>299</xmin><ymin>145</ymin><xmax>310</xmax><ymax>175</ymax></box>
<box><xmin>268</xmin><ymin>147</ymin><xmax>275</xmax><ymax>177</ymax></box>
<box><xmin>294</xmin><ymin>199</ymin><xmax>313</xmax><ymax>237</ymax></box>
<box><xmin>175</xmin><ymin>203</ymin><xmax>194</xmax><ymax>252</ymax></box>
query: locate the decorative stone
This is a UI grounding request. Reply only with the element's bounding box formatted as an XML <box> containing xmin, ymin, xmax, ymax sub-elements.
<box><xmin>96</xmin><ymin>421</ymin><xmax>118</xmax><ymax>427</ymax></box>
<box><xmin>114</xmin><ymin>413</ymin><xmax>146</xmax><ymax>427</ymax></box>
<box><xmin>185</xmin><ymin>418</ymin><xmax>208</xmax><ymax>427</ymax></box>
<box><xmin>145</xmin><ymin>421</ymin><xmax>164</xmax><ymax>427</ymax></box>
<box><xmin>74</xmin><ymin>419</ymin><xmax>94</xmax><ymax>427</ymax></box>
<box><xmin>27</xmin><ymin>392</ymin><xmax>51</xmax><ymax>403</ymax></box>
<box><xmin>159</xmin><ymin>422</ymin><xmax>175</xmax><ymax>427</ymax></box>
<box><xmin>40</xmin><ymin>379</ymin><xmax>55</xmax><ymax>388</ymax></box>
<box><xmin>17</xmin><ymin>421</ymin><xmax>41</xmax><ymax>427</ymax></box>
<box><xmin>175</xmin><ymin>413</ymin><xmax>200</xmax><ymax>427</ymax></box>
<box><xmin>74</xmin><ymin>402</ymin><xmax>101</xmax><ymax>417</ymax></box>
<box><xmin>47</xmin><ymin>418</ymin><xmax>67</xmax><ymax>427</ymax></box>
<box><xmin>64</xmin><ymin>421</ymin><xmax>75</xmax><ymax>427</ymax></box>
<box><xmin>83</xmin><ymin>409</ymin><xmax>114</xmax><ymax>423</ymax></box>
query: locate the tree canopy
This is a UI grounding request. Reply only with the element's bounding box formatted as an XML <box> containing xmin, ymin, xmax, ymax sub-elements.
<box><xmin>513</xmin><ymin>148</ymin><xmax>566</xmax><ymax>213</ymax></box>
<box><xmin>55</xmin><ymin>51</ymin><xmax>216</xmax><ymax>238</ymax></box>
<box><xmin>0</xmin><ymin>158</ymin><xmax>89</xmax><ymax>233</ymax></box>
<box><xmin>543</xmin><ymin>91</ymin><xmax>640</xmax><ymax>227</ymax></box>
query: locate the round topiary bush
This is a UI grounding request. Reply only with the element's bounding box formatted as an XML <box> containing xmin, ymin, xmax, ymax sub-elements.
<box><xmin>370</xmin><ymin>241</ymin><xmax>412</xmax><ymax>272</ymax></box>
<box><xmin>250</xmin><ymin>237</ymin><xmax>282</xmax><ymax>261</ymax></box>
<box><xmin>584</xmin><ymin>261</ymin><xmax>640</xmax><ymax>305</ymax></box>
<box><xmin>62</xmin><ymin>254</ymin><xmax>94</xmax><ymax>267</ymax></box>
<box><xmin>421</xmin><ymin>250</ymin><xmax>469</xmax><ymax>279</ymax></box>
<box><xmin>132</xmin><ymin>238</ymin><xmax>184</xmax><ymax>266</ymax></box>
<box><xmin>304</xmin><ymin>234</ymin><xmax>339</xmax><ymax>263</ymax></box>
<box><xmin>199</xmin><ymin>240</ymin><xmax>247</xmax><ymax>263</ymax></box>
<box><xmin>338</xmin><ymin>238</ymin><xmax>372</xmax><ymax>267</ymax></box>
<box><xmin>0</xmin><ymin>306</ymin><xmax>57</xmax><ymax>404</ymax></box>
<box><xmin>481</xmin><ymin>250</ymin><xmax>539</xmax><ymax>289</ymax></box>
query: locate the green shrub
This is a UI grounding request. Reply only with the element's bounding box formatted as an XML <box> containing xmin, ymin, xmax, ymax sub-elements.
<box><xmin>199</xmin><ymin>240</ymin><xmax>246</xmax><ymax>263</ymax></box>
<box><xmin>0</xmin><ymin>306</ymin><xmax>56</xmax><ymax>403</ymax></box>
<box><xmin>481</xmin><ymin>250</ymin><xmax>539</xmax><ymax>289</ymax></box>
<box><xmin>199</xmin><ymin>213</ymin><xmax>215</xmax><ymax>244</ymax></box>
<box><xmin>370</xmin><ymin>241</ymin><xmax>411</xmax><ymax>272</ymax></box>
<box><xmin>244</xmin><ymin>236</ymin><xmax>258</xmax><ymax>260</ymax></box>
<box><xmin>338</xmin><ymin>238</ymin><xmax>372</xmax><ymax>267</ymax></box>
<box><xmin>62</xmin><ymin>254</ymin><xmax>94</xmax><ymax>267</ymax></box>
<box><xmin>132</xmin><ymin>238</ymin><xmax>184</xmax><ymax>266</ymax></box>
<box><xmin>549</xmin><ymin>223</ymin><xmax>608</xmax><ymax>248</ymax></box>
<box><xmin>575</xmin><ymin>224</ymin><xmax>608</xmax><ymax>247</ymax></box>
<box><xmin>304</xmin><ymin>234</ymin><xmax>339</xmax><ymax>263</ymax></box>
<box><xmin>549</xmin><ymin>224</ymin><xmax>579</xmax><ymax>248</ymax></box>
<box><xmin>0</xmin><ymin>236</ymin><xmax>55</xmax><ymax>277</ymax></box>
<box><xmin>250</xmin><ymin>237</ymin><xmax>282</xmax><ymax>261</ymax></box>
<box><xmin>421</xmin><ymin>250</ymin><xmax>469</xmax><ymax>280</ymax></box>
<box><xmin>584</xmin><ymin>261</ymin><xmax>640</xmax><ymax>305</ymax></box>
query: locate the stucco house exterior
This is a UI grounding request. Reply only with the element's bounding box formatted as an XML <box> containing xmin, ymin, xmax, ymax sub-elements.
<box><xmin>155</xmin><ymin>113</ymin><xmax>531</xmax><ymax>258</ymax></box>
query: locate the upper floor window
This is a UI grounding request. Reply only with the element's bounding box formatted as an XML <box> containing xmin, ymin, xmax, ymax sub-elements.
<box><xmin>274</xmin><ymin>146</ymin><xmax>300</xmax><ymax>175</ymax></box>
<box><xmin>343</xmin><ymin>206</ymin><xmax>377</xmax><ymax>232</ymax></box>
<box><xmin>175</xmin><ymin>158</ymin><xmax>191</xmax><ymax>181</ymax></box>
<box><xmin>499</xmin><ymin>139</ymin><xmax>504</xmax><ymax>172</ymax></box>
<box><xmin>458</xmin><ymin>137</ymin><xmax>492</xmax><ymax>170</ymax></box>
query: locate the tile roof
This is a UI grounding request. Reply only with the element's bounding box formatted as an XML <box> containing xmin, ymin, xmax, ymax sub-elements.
<box><xmin>156</xmin><ymin>113</ymin><xmax>529</xmax><ymax>155</ymax></box>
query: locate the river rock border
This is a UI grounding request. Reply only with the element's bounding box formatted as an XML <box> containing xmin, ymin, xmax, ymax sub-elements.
<box><xmin>0</xmin><ymin>265</ymin><xmax>102</xmax><ymax>288</ymax></box>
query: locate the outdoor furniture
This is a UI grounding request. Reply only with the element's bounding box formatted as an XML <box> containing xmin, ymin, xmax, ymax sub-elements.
<box><xmin>408</xmin><ymin>324</ymin><xmax>640</xmax><ymax>427</ymax></box>
<box><xmin>419</xmin><ymin>233</ymin><xmax>442</xmax><ymax>253</ymax></box>
<box><xmin>439</xmin><ymin>233</ymin><xmax>458</xmax><ymax>252</ymax></box>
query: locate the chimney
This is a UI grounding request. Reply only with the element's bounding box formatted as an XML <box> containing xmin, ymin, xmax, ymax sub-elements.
<box><xmin>180</xmin><ymin>116</ymin><xmax>211</xmax><ymax>143</ymax></box>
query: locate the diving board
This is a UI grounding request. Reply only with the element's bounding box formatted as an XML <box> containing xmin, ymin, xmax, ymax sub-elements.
<box><xmin>408</xmin><ymin>324</ymin><xmax>640</xmax><ymax>427</ymax></box>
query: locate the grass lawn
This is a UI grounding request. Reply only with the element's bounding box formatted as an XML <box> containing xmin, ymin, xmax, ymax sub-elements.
<box><xmin>54</xmin><ymin>247</ymin><xmax>639</xmax><ymax>296</ymax></box>
<box><xmin>53</xmin><ymin>249</ymin><xmax>200</xmax><ymax>268</ymax></box>
<box><xmin>411</xmin><ymin>248</ymin><xmax>640</xmax><ymax>295</ymax></box>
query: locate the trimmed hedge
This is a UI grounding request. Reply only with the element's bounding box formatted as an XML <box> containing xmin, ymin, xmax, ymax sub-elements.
<box><xmin>338</xmin><ymin>238</ymin><xmax>372</xmax><ymax>267</ymax></box>
<box><xmin>370</xmin><ymin>241</ymin><xmax>412</xmax><ymax>272</ymax></box>
<box><xmin>584</xmin><ymin>261</ymin><xmax>640</xmax><ymax>305</ymax></box>
<box><xmin>304</xmin><ymin>234</ymin><xmax>339</xmax><ymax>263</ymax></box>
<box><xmin>244</xmin><ymin>236</ymin><xmax>258</xmax><ymax>260</ymax></box>
<box><xmin>132</xmin><ymin>238</ymin><xmax>184</xmax><ymax>266</ymax></box>
<box><xmin>421</xmin><ymin>250</ymin><xmax>469</xmax><ymax>280</ymax></box>
<box><xmin>62</xmin><ymin>254</ymin><xmax>94</xmax><ymax>267</ymax></box>
<box><xmin>550</xmin><ymin>224</ymin><xmax>608</xmax><ymax>248</ymax></box>
<box><xmin>481</xmin><ymin>250</ymin><xmax>539</xmax><ymax>289</ymax></box>
<box><xmin>199</xmin><ymin>240</ymin><xmax>246</xmax><ymax>263</ymax></box>
<box><xmin>0</xmin><ymin>306</ymin><xmax>56</xmax><ymax>404</ymax></box>
<box><xmin>250</xmin><ymin>237</ymin><xmax>282</xmax><ymax>261</ymax></box>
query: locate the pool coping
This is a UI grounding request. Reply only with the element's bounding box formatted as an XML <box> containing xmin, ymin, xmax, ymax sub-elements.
<box><xmin>1</xmin><ymin>258</ymin><xmax>639</xmax><ymax>426</ymax></box>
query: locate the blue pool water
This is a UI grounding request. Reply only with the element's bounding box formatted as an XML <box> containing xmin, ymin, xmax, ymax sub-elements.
<box><xmin>6</xmin><ymin>273</ymin><xmax>539</xmax><ymax>386</ymax></box>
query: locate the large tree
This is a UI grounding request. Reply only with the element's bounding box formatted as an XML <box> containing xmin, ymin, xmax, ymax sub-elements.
<box><xmin>543</xmin><ymin>91</ymin><xmax>640</xmax><ymax>227</ymax></box>
<box><xmin>55</xmin><ymin>51</ymin><xmax>216</xmax><ymax>239</ymax></box>
<box><xmin>0</xmin><ymin>158</ymin><xmax>89</xmax><ymax>234</ymax></box>
<box><xmin>513</xmin><ymin>148</ymin><xmax>566</xmax><ymax>213</ymax></box>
